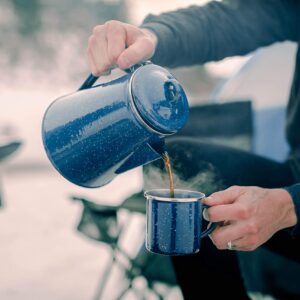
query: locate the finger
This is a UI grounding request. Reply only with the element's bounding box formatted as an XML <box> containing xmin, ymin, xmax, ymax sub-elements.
<box><xmin>203</xmin><ymin>186</ymin><xmax>244</xmax><ymax>206</ymax></box>
<box><xmin>209</xmin><ymin>221</ymin><xmax>255</xmax><ymax>250</ymax></box>
<box><xmin>205</xmin><ymin>202</ymin><xmax>252</xmax><ymax>222</ymax></box>
<box><xmin>229</xmin><ymin>234</ymin><xmax>260</xmax><ymax>251</ymax></box>
<box><xmin>94</xmin><ymin>34</ymin><xmax>111</xmax><ymax>73</ymax></box>
<box><xmin>90</xmin><ymin>26</ymin><xmax>111</xmax><ymax>75</ymax></box>
<box><xmin>90</xmin><ymin>42</ymin><xmax>110</xmax><ymax>76</ymax></box>
<box><xmin>106</xmin><ymin>21</ymin><xmax>126</xmax><ymax>64</ymax></box>
<box><xmin>117</xmin><ymin>37</ymin><xmax>154</xmax><ymax>69</ymax></box>
<box><xmin>87</xmin><ymin>48</ymin><xmax>99</xmax><ymax>76</ymax></box>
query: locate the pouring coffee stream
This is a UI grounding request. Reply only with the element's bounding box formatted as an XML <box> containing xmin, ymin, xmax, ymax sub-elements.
<box><xmin>146</xmin><ymin>139</ymin><xmax>175</xmax><ymax>198</ymax></box>
<box><xmin>162</xmin><ymin>152</ymin><xmax>175</xmax><ymax>198</ymax></box>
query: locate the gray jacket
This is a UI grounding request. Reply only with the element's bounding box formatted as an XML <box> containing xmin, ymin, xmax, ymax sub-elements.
<box><xmin>141</xmin><ymin>0</ymin><xmax>300</xmax><ymax>177</ymax></box>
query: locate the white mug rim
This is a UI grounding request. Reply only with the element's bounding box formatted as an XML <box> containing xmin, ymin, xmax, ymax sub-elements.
<box><xmin>144</xmin><ymin>188</ymin><xmax>205</xmax><ymax>202</ymax></box>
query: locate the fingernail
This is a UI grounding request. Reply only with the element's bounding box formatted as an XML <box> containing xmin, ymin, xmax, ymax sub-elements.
<box><xmin>118</xmin><ymin>56</ymin><xmax>130</xmax><ymax>69</ymax></box>
<box><xmin>202</xmin><ymin>196</ymin><xmax>212</xmax><ymax>204</ymax></box>
<box><xmin>203</xmin><ymin>208</ymin><xmax>210</xmax><ymax>221</ymax></box>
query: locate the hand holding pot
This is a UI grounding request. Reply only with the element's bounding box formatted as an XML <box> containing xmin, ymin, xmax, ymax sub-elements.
<box><xmin>203</xmin><ymin>186</ymin><xmax>297</xmax><ymax>251</ymax></box>
<box><xmin>87</xmin><ymin>20</ymin><xmax>157</xmax><ymax>76</ymax></box>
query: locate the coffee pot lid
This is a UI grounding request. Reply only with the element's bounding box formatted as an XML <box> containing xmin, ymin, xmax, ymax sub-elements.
<box><xmin>130</xmin><ymin>64</ymin><xmax>189</xmax><ymax>134</ymax></box>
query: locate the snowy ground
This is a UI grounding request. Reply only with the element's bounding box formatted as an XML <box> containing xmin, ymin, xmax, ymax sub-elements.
<box><xmin>0</xmin><ymin>165</ymin><xmax>182</xmax><ymax>300</ymax></box>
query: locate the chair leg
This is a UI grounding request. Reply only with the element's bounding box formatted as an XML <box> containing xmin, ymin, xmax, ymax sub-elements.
<box><xmin>131</xmin><ymin>285</ymin><xmax>147</xmax><ymax>300</ymax></box>
<box><xmin>93</xmin><ymin>252</ymin><xmax>117</xmax><ymax>300</ymax></box>
<box><xmin>147</xmin><ymin>282</ymin><xmax>170</xmax><ymax>300</ymax></box>
<box><xmin>0</xmin><ymin>176</ymin><xmax>3</xmax><ymax>208</ymax></box>
<box><xmin>115</xmin><ymin>280</ymin><xmax>133</xmax><ymax>300</ymax></box>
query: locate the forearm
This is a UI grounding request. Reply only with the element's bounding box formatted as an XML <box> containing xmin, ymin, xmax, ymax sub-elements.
<box><xmin>141</xmin><ymin>0</ymin><xmax>298</xmax><ymax>68</ymax></box>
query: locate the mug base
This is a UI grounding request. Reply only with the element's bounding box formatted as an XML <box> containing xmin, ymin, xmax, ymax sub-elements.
<box><xmin>146</xmin><ymin>245</ymin><xmax>200</xmax><ymax>256</ymax></box>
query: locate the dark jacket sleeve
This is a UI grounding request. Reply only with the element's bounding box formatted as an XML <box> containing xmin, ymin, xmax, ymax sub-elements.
<box><xmin>285</xmin><ymin>184</ymin><xmax>300</xmax><ymax>237</ymax></box>
<box><xmin>141</xmin><ymin>0</ymin><xmax>298</xmax><ymax>68</ymax></box>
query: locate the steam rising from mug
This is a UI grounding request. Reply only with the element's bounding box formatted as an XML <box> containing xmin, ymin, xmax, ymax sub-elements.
<box><xmin>144</xmin><ymin>160</ymin><xmax>225</xmax><ymax>196</ymax></box>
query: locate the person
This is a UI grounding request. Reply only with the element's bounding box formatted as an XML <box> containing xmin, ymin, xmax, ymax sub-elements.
<box><xmin>86</xmin><ymin>0</ymin><xmax>300</xmax><ymax>298</ymax></box>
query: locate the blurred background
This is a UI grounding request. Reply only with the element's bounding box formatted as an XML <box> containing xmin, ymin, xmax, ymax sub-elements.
<box><xmin>0</xmin><ymin>0</ymin><xmax>297</xmax><ymax>299</ymax></box>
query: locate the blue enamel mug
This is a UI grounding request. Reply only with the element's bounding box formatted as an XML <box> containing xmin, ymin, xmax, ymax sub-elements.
<box><xmin>42</xmin><ymin>63</ymin><xmax>189</xmax><ymax>188</ymax></box>
<box><xmin>144</xmin><ymin>189</ymin><xmax>217</xmax><ymax>256</ymax></box>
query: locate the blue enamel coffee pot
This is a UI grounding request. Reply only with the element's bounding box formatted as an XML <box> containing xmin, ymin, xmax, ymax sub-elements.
<box><xmin>42</xmin><ymin>62</ymin><xmax>189</xmax><ymax>188</ymax></box>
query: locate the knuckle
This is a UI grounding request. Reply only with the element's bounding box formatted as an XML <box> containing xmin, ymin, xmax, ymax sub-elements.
<box><xmin>237</xmin><ymin>205</ymin><xmax>251</xmax><ymax>220</ymax></box>
<box><xmin>105</xmin><ymin>20</ymin><xmax>120</xmax><ymax>29</ymax></box>
<box><xmin>228</xmin><ymin>185</ymin><xmax>240</xmax><ymax>192</ymax></box>
<box><xmin>93</xmin><ymin>25</ymin><xmax>104</xmax><ymax>35</ymax></box>
<box><xmin>105</xmin><ymin>20</ymin><xmax>124</xmax><ymax>36</ymax></box>
<box><xmin>245</xmin><ymin>222</ymin><xmax>258</xmax><ymax>234</ymax></box>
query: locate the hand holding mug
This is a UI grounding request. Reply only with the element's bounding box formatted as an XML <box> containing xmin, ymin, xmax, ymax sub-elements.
<box><xmin>203</xmin><ymin>186</ymin><xmax>297</xmax><ymax>251</ymax></box>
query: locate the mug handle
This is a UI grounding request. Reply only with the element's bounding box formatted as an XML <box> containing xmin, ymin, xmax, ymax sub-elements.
<box><xmin>200</xmin><ymin>204</ymin><xmax>217</xmax><ymax>238</ymax></box>
<box><xmin>78</xmin><ymin>61</ymin><xmax>151</xmax><ymax>91</ymax></box>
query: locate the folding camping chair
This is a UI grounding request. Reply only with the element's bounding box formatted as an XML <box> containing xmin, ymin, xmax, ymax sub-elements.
<box><xmin>0</xmin><ymin>131</ymin><xmax>22</xmax><ymax>207</ymax></box>
<box><xmin>71</xmin><ymin>194</ymin><xmax>177</xmax><ymax>300</ymax></box>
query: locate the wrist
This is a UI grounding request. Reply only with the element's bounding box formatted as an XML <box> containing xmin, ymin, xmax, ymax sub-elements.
<box><xmin>276</xmin><ymin>188</ymin><xmax>297</xmax><ymax>229</ymax></box>
<box><xmin>283</xmin><ymin>184</ymin><xmax>300</xmax><ymax>237</ymax></box>
<box><xmin>140</xmin><ymin>28</ymin><xmax>158</xmax><ymax>52</ymax></box>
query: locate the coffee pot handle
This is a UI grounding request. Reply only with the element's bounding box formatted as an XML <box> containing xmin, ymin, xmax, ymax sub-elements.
<box><xmin>79</xmin><ymin>74</ymin><xmax>99</xmax><ymax>91</ymax></box>
<box><xmin>78</xmin><ymin>61</ymin><xmax>151</xmax><ymax>91</ymax></box>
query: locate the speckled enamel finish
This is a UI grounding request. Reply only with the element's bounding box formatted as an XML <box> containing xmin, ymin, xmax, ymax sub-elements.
<box><xmin>42</xmin><ymin>64</ymin><xmax>188</xmax><ymax>188</ymax></box>
<box><xmin>145</xmin><ymin>189</ymin><xmax>214</xmax><ymax>256</ymax></box>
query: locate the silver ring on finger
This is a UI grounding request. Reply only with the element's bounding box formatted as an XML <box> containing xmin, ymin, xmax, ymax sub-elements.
<box><xmin>227</xmin><ymin>240</ymin><xmax>235</xmax><ymax>250</ymax></box>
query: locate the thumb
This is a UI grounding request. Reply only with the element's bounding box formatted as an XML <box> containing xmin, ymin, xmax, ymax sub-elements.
<box><xmin>203</xmin><ymin>186</ymin><xmax>243</xmax><ymax>206</ymax></box>
<box><xmin>117</xmin><ymin>37</ymin><xmax>155</xmax><ymax>69</ymax></box>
